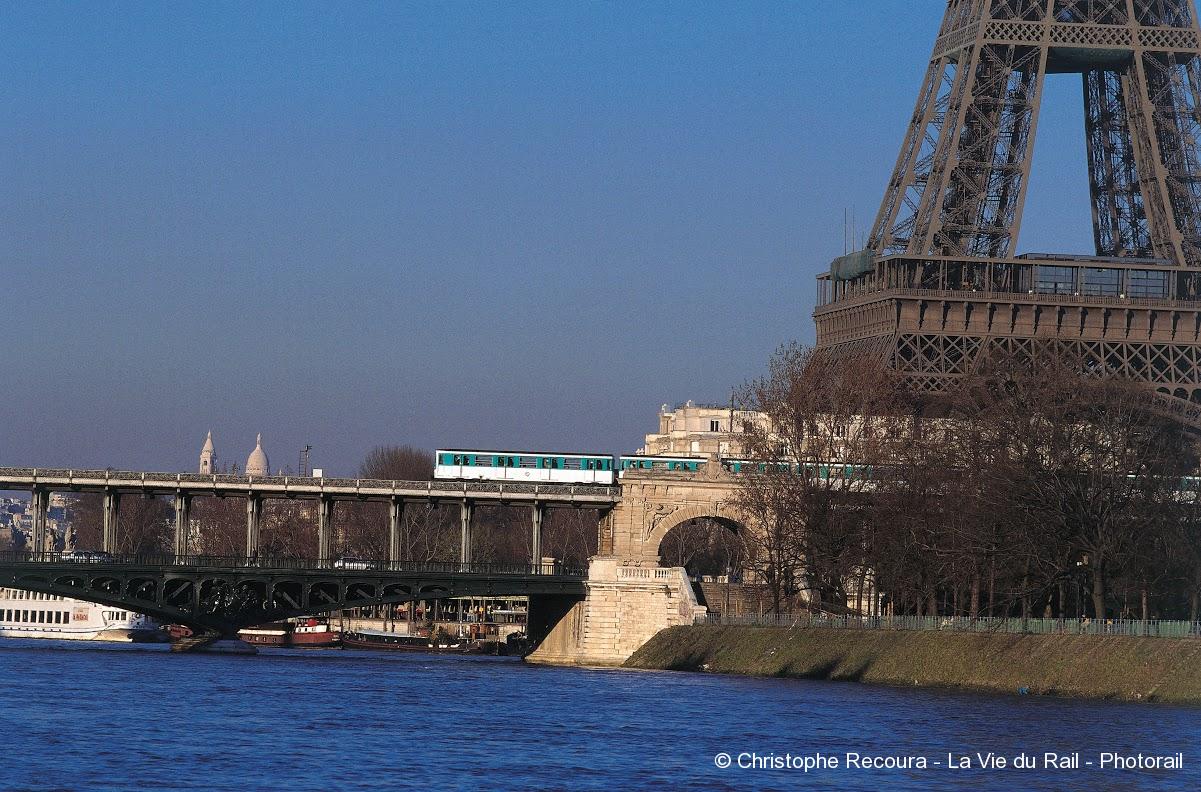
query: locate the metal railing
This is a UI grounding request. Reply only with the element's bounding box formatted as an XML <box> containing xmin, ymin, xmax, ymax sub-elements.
<box><xmin>817</xmin><ymin>284</ymin><xmax>1201</xmax><ymax>312</ymax></box>
<box><xmin>0</xmin><ymin>550</ymin><xmax>586</xmax><ymax>577</ymax></box>
<box><xmin>704</xmin><ymin>612</ymin><xmax>1201</xmax><ymax>639</ymax></box>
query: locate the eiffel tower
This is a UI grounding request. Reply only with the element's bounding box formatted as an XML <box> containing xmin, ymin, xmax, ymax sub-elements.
<box><xmin>814</xmin><ymin>0</ymin><xmax>1201</xmax><ymax>426</ymax></box>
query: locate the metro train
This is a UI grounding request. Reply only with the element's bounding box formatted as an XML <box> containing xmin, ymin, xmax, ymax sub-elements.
<box><xmin>433</xmin><ymin>448</ymin><xmax>882</xmax><ymax>486</ymax></box>
<box><xmin>434</xmin><ymin>450</ymin><xmax>615</xmax><ymax>484</ymax></box>
<box><xmin>433</xmin><ymin>450</ymin><xmax>717</xmax><ymax>485</ymax></box>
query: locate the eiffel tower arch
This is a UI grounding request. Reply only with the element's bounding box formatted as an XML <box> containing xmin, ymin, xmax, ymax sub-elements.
<box><xmin>814</xmin><ymin>0</ymin><xmax>1201</xmax><ymax>426</ymax></box>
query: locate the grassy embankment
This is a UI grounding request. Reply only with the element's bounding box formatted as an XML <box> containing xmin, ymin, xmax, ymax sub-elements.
<box><xmin>624</xmin><ymin>625</ymin><xmax>1201</xmax><ymax>703</ymax></box>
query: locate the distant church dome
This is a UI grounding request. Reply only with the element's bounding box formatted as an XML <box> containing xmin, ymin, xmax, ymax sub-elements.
<box><xmin>246</xmin><ymin>434</ymin><xmax>270</xmax><ymax>477</ymax></box>
<box><xmin>199</xmin><ymin>430</ymin><xmax>216</xmax><ymax>475</ymax></box>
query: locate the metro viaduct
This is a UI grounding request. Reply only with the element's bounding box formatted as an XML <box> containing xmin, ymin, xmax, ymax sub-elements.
<box><xmin>0</xmin><ymin>467</ymin><xmax>620</xmax><ymax>567</ymax></box>
<box><xmin>0</xmin><ymin>554</ymin><xmax>585</xmax><ymax>642</ymax></box>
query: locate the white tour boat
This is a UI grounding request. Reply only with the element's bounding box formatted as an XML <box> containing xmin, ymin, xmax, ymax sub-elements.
<box><xmin>0</xmin><ymin>587</ymin><xmax>165</xmax><ymax>642</ymax></box>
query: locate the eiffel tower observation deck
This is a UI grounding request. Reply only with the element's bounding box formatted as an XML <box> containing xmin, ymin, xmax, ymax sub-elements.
<box><xmin>815</xmin><ymin>0</ymin><xmax>1201</xmax><ymax>425</ymax></box>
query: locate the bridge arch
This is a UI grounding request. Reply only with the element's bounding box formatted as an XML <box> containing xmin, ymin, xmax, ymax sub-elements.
<box><xmin>644</xmin><ymin>503</ymin><xmax>748</xmax><ymax>565</ymax></box>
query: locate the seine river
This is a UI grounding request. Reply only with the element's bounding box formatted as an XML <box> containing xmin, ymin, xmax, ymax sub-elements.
<box><xmin>1</xmin><ymin>640</ymin><xmax>1197</xmax><ymax>791</ymax></box>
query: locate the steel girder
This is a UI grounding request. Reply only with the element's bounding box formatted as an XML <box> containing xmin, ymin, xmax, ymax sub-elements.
<box><xmin>0</xmin><ymin>560</ymin><xmax>585</xmax><ymax>636</ymax></box>
<box><xmin>824</xmin><ymin>331</ymin><xmax>1201</xmax><ymax>427</ymax></box>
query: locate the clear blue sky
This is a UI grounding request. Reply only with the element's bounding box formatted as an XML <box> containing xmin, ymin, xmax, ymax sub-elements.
<box><xmin>0</xmin><ymin>1</ymin><xmax>1095</xmax><ymax>475</ymax></box>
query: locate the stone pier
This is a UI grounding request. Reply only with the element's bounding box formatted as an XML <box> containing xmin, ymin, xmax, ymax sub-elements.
<box><xmin>527</xmin><ymin>556</ymin><xmax>707</xmax><ymax>666</ymax></box>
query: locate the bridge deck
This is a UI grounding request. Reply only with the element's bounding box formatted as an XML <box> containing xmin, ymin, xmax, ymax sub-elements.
<box><xmin>0</xmin><ymin>467</ymin><xmax>619</xmax><ymax>506</ymax></box>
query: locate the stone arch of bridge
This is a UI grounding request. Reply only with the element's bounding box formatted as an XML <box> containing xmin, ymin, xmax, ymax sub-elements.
<box><xmin>643</xmin><ymin>503</ymin><xmax>748</xmax><ymax>566</ymax></box>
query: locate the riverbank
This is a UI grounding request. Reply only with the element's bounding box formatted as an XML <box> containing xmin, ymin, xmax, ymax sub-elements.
<box><xmin>624</xmin><ymin>625</ymin><xmax>1201</xmax><ymax>703</ymax></box>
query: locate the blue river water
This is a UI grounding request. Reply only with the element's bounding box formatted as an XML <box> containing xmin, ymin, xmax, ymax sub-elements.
<box><xmin>0</xmin><ymin>639</ymin><xmax>1197</xmax><ymax>791</ymax></box>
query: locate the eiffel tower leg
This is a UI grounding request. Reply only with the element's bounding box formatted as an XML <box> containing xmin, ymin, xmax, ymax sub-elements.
<box><xmin>1127</xmin><ymin>49</ymin><xmax>1201</xmax><ymax>266</ymax></box>
<box><xmin>920</xmin><ymin>42</ymin><xmax>1048</xmax><ymax>259</ymax></box>
<box><xmin>871</xmin><ymin>57</ymin><xmax>953</xmax><ymax>255</ymax></box>
<box><xmin>1084</xmin><ymin>68</ymin><xmax>1151</xmax><ymax>258</ymax></box>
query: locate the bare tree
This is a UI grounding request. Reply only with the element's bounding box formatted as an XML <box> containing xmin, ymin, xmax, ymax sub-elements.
<box><xmin>734</xmin><ymin>339</ymin><xmax>1201</xmax><ymax>620</ymax></box>
<box><xmin>659</xmin><ymin>518</ymin><xmax>748</xmax><ymax>579</ymax></box>
<box><xmin>190</xmin><ymin>496</ymin><xmax>246</xmax><ymax>557</ymax></box>
<box><xmin>360</xmin><ymin>445</ymin><xmax>434</xmax><ymax>481</ymax></box>
<box><xmin>68</xmin><ymin>493</ymin><xmax>172</xmax><ymax>555</ymax></box>
<box><xmin>955</xmin><ymin>351</ymin><xmax>1196</xmax><ymax>618</ymax></box>
<box><xmin>542</xmin><ymin>508</ymin><xmax>600</xmax><ymax>568</ymax></box>
<box><xmin>736</xmin><ymin>342</ymin><xmax>911</xmax><ymax>612</ymax></box>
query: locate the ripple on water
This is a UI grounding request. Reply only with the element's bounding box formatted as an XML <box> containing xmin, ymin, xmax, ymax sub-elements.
<box><xmin>0</xmin><ymin>642</ymin><xmax>1196</xmax><ymax>791</ymax></box>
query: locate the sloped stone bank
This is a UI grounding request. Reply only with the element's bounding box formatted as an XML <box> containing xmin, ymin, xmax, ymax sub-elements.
<box><xmin>625</xmin><ymin>625</ymin><xmax>1201</xmax><ymax>703</ymax></box>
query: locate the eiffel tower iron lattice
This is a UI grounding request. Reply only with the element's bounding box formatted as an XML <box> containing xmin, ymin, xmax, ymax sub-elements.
<box><xmin>815</xmin><ymin>0</ymin><xmax>1201</xmax><ymax>426</ymax></box>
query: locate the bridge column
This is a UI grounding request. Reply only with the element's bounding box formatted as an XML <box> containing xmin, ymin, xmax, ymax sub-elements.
<box><xmin>388</xmin><ymin>497</ymin><xmax>404</xmax><ymax>566</ymax></box>
<box><xmin>102</xmin><ymin>491</ymin><xmax>120</xmax><ymax>554</ymax></box>
<box><xmin>598</xmin><ymin>509</ymin><xmax>615</xmax><ymax>556</ymax></box>
<box><xmin>245</xmin><ymin>495</ymin><xmax>262</xmax><ymax>561</ymax></box>
<box><xmin>173</xmin><ymin>493</ymin><xmax>192</xmax><ymax>560</ymax></box>
<box><xmin>531</xmin><ymin>503</ymin><xmax>544</xmax><ymax>571</ymax></box>
<box><xmin>30</xmin><ymin>489</ymin><xmax>50</xmax><ymax>556</ymax></box>
<box><xmin>318</xmin><ymin>496</ymin><xmax>334</xmax><ymax>565</ymax></box>
<box><xmin>459</xmin><ymin>501</ymin><xmax>474</xmax><ymax>567</ymax></box>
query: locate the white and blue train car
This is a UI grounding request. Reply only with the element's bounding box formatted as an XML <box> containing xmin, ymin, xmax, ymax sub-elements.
<box><xmin>618</xmin><ymin>455</ymin><xmax>709</xmax><ymax>477</ymax></box>
<box><xmin>434</xmin><ymin>450</ymin><xmax>616</xmax><ymax>485</ymax></box>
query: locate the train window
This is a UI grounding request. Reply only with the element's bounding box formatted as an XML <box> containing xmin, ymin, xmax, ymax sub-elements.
<box><xmin>453</xmin><ymin>454</ymin><xmax>463</xmax><ymax>465</ymax></box>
